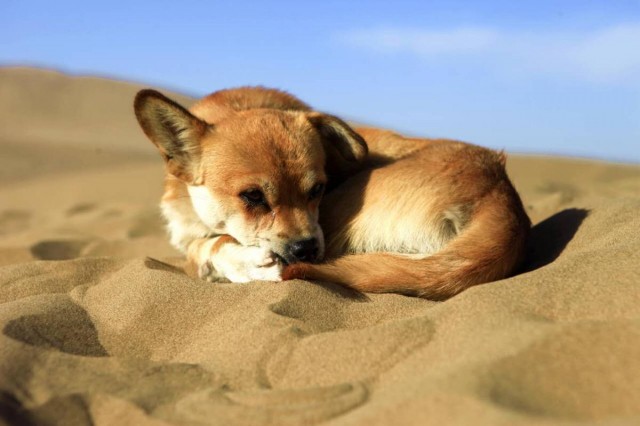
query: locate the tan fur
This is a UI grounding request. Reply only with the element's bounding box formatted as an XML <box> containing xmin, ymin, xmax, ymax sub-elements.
<box><xmin>287</xmin><ymin>128</ymin><xmax>531</xmax><ymax>299</ymax></box>
<box><xmin>134</xmin><ymin>87</ymin><xmax>530</xmax><ymax>299</ymax></box>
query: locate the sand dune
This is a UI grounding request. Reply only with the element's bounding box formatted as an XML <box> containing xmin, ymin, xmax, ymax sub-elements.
<box><xmin>1</xmin><ymin>67</ymin><xmax>639</xmax><ymax>425</ymax></box>
<box><xmin>0</xmin><ymin>67</ymin><xmax>193</xmax><ymax>184</ymax></box>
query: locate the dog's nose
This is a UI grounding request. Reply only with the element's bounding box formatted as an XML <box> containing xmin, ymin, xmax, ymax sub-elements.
<box><xmin>288</xmin><ymin>238</ymin><xmax>319</xmax><ymax>262</ymax></box>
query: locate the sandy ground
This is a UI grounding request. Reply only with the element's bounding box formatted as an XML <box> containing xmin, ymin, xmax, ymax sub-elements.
<box><xmin>1</xmin><ymin>67</ymin><xmax>639</xmax><ymax>425</ymax></box>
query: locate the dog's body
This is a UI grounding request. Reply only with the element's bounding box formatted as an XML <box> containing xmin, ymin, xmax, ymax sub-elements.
<box><xmin>135</xmin><ymin>87</ymin><xmax>530</xmax><ymax>299</ymax></box>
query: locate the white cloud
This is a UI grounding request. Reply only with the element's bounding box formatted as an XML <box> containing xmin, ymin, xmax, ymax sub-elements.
<box><xmin>343</xmin><ymin>27</ymin><xmax>498</xmax><ymax>55</ymax></box>
<box><xmin>570</xmin><ymin>24</ymin><xmax>640</xmax><ymax>81</ymax></box>
<box><xmin>339</xmin><ymin>23</ymin><xmax>640</xmax><ymax>84</ymax></box>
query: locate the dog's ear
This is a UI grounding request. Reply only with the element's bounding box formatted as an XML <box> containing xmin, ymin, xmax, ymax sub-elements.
<box><xmin>134</xmin><ymin>89</ymin><xmax>208</xmax><ymax>184</ymax></box>
<box><xmin>307</xmin><ymin>112</ymin><xmax>368</xmax><ymax>181</ymax></box>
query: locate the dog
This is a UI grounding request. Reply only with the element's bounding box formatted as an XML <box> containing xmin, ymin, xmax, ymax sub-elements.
<box><xmin>134</xmin><ymin>87</ymin><xmax>530</xmax><ymax>299</ymax></box>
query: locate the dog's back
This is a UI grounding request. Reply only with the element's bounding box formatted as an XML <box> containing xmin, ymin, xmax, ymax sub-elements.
<box><xmin>286</xmin><ymin>127</ymin><xmax>531</xmax><ymax>299</ymax></box>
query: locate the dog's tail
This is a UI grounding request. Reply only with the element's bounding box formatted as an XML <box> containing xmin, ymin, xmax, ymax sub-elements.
<box><xmin>283</xmin><ymin>186</ymin><xmax>530</xmax><ymax>300</ymax></box>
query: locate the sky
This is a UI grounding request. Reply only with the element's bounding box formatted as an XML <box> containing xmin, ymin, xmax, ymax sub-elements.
<box><xmin>2</xmin><ymin>0</ymin><xmax>639</xmax><ymax>163</ymax></box>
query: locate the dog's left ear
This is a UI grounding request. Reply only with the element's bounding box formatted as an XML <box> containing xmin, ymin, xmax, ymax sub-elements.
<box><xmin>307</xmin><ymin>113</ymin><xmax>368</xmax><ymax>181</ymax></box>
<box><xmin>134</xmin><ymin>89</ymin><xmax>209</xmax><ymax>184</ymax></box>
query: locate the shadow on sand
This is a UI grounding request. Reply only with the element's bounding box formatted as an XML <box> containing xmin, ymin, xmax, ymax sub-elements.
<box><xmin>522</xmin><ymin>208</ymin><xmax>589</xmax><ymax>273</ymax></box>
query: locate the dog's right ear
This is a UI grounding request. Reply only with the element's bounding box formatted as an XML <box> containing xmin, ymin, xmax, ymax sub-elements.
<box><xmin>306</xmin><ymin>112</ymin><xmax>368</xmax><ymax>184</ymax></box>
<box><xmin>134</xmin><ymin>89</ymin><xmax>209</xmax><ymax>184</ymax></box>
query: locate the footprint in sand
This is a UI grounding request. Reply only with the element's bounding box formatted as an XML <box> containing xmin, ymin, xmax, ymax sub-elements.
<box><xmin>30</xmin><ymin>239</ymin><xmax>91</xmax><ymax>260</ymax></box>
<box><xmin>3</xmin><ymin>299</ymin><xmax>108</xmax><ymax>357</ymax></box>
<box><xmin>174</xmin><ymin>382</ymin><xmax>367</xmax><ymax>425</ymax></box>
<box><xmin>481</xmin><ymin>322</ymin><xmax>640</xmax><ymax>420</ymax></box>
<box><xmin>536</xmin><ymin>182</ymin><xmax>579</xmax><ymax>207</ymax></box>
<box><xmin>65</xmin><ymin>203</ymin><xmax>97</xmax><ymax>216</ymax></box>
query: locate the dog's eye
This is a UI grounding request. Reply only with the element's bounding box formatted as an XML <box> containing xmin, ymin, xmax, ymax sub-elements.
<box><xmin>308</xmin><ymin>183</ymin><xmax>325</xmax><ymax>200</ymax></box>
<box><xmin>240</xmin><ymin>189</ymin><xmax>267</xmax><ymax>207</ymax></box>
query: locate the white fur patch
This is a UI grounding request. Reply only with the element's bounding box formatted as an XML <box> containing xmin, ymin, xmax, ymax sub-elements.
<box><xmin>343</xmin><ymin>201</ymin><xmax>469</xmax><ymax>257</ymax></box>
<box><xmin>187</xmin><ymin>185</ymin><xmax>228</xmax><ymax>232</ymax></box>
<box><xmin>159</xmin><ymin>185</ymin><xmax>228</xmax><ymax>253</ymax></box>
<box><xmin>161</xmin><ymin>199</ymin><xmax>211</xmax><ymax>253</ymax></box>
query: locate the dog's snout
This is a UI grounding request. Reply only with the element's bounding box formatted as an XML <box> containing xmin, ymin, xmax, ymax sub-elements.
<box><xmin>288</xmin><ymin>238</ymin><xmax>319</xmax><ymax>262</ymax></box>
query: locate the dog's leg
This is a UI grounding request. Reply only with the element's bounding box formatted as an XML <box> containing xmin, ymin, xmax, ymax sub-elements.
<box><xmin>186</xmin><ymin>236</ymin><xmax>284</xmax><ymax>283</ymax></box>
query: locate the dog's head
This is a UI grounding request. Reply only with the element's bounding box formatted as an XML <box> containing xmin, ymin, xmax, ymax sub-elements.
<box><xmin>134</xmin><ymin>89</ymin><xmax>367</xmax><ymax>264</ymax></box>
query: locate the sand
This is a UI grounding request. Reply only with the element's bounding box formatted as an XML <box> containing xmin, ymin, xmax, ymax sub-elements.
<box><xmin>1</xmin><ymin>67</ymin><xmax>639</xmax><ymax>425</ymax></box>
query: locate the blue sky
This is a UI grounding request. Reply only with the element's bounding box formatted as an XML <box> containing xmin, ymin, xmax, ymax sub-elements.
<box><xmin>2</xmin><ymin>0</ymin><xmax>639</xmax><ymax>162</ymax></box>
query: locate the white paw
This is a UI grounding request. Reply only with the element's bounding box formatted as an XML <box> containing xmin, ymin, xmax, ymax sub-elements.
<box><xmin>197</xmin><ymin>260</ymin><xmax>226</xmax><ymax>283</ymax></box>
<box><xmin>243</xmin><ymin>246</ymin><xmax>284</xmax><ymax>282</ymax></box>
<box><xmin>214</xmin><ymin>245</ymin><xmax>284</xmax><ymax>283</ymax></box>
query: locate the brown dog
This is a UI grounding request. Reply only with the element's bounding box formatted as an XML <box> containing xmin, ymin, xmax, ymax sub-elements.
<box><xmin>134</xmin><ymin>87</ymin><xmax>530</xmax><ymax>299</ymax></box>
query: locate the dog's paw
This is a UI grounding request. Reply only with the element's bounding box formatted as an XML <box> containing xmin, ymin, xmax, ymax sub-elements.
<box><xmin>197</xmin><ymin>260</ymin><xmax>219</xmax><ymax>282</ymax></box>
<box><xmin>244</xmin><ymin>246</ymin><xmax>285</xmax><ymax>282</ymax></box>
<box><xmin>215</xmin><ymin>245</ymin><xmax>284</xmax><ymax>283</ymax></box>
